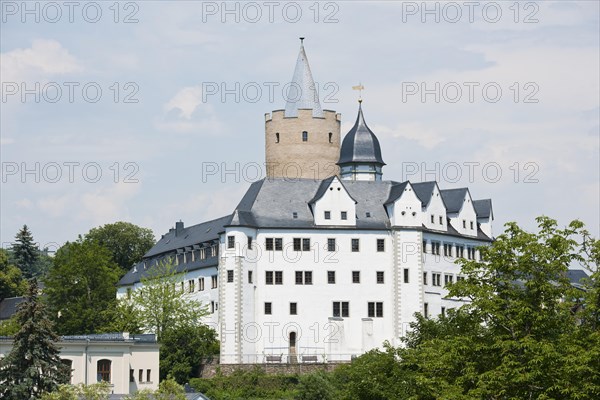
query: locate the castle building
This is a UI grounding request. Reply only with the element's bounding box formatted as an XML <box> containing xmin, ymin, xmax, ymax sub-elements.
<box><xmin>117</xmin><ymin>40</ymin><xmax>494</xmax><ymax>364</ymax></box>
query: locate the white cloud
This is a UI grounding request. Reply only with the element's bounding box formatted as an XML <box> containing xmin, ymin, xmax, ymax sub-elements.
<box><xmin>165</xmin><ymin>86</ymin><xmax>205</xmax><ymax>120</ymax></box>
<box><xmin>157</xmin><ymin>86</ymin><xmax>226</xmax><ymax>134</ymax></box>
<box><xmin>0</xmin><ymin>39</ymin><xmax>82</xmax><ymax>83</ymax></box>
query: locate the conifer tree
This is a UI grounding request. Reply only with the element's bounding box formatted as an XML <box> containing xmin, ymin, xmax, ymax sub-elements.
<box><xmin>0</xmin><ymin>280</ymin><xmax>70</xmax><ymax>399</ymax></box>
<box><xmin>11</xmin><ymin>225</ymin><xmax>39</xmax><ymax>278</ymax></box>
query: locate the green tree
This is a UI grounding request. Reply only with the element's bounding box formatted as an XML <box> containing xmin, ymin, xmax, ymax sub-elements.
<box><xmin>394</xmin><ymin>217</ymin><xmax>600</xmax><ymax>399</ymax></box>
<box><xmin>11</xmin><ymin>225</ymin><xmax>39</xmax><ymax>278</ymax></box>
<box><xmin>0</xmin><ymin>248</ymin><xmax>27</xmax><ymax>299</ymax></box>
<box><xmin>0</xmin><ymin>280</ymin><xmax>70</xmax><ymax>399</ymax></box>
<box><xmin>85</xmin><ymin>222</ymin><xmax>155</xmax><ymax>274</ymax></box>
<box><xmin>160</xmin><ymin>324</ymin><xmax>219</xmax><ymax>382</ymax></box>
<box><xmin>40</xmin><ymin>382</ymin><xmax>111</xmax><ymax>400</ymax></box>
<box><xmin>44</xmin><ymin>239</ymin><xmax>121</xmax><ymax>335</ymax></box>
<box><xmin>126</xmin><ymin>260</ymin><xmax>208</xmax><ymax>340</ymax></box>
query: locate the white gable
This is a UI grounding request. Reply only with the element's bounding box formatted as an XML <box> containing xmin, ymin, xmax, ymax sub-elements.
<box><xmin>422</xmin><ymin>184</ymin><xmax>447</xmax><ymax>231</ymax></box>
<box><xmin>387</xmin><ymin>183</ymin><xmax>422</xmax><ymax>227</ymax></box>
<box><xmin>313</xmin><ymin>177</ymin><xmax>356</xmax><ymax>226</ymax></box>
<box><xmin>449</xmin><ymin>190</ymin><xmax>478</xmax><ymax>237</ymax></box>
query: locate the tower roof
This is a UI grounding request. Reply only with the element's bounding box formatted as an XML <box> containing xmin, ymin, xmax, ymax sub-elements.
<box><xmin>284</xmin><ymin>38</ymin><xmax>323</xmax><ymax>118</ymax></box>
<box><xmin>338</xmin><ymin>102</ymin><xmax>385</xmax><ymax>166</ymax></box>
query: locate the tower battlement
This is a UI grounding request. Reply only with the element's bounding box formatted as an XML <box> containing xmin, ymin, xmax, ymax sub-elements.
<box><xmin>265</xmin><ymin>109</ymin><xmax>341</xmax><ymax>123</ymax></box>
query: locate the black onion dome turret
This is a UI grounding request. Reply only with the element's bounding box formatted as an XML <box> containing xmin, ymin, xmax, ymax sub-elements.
<box><xmin>337</xmin><ymin>102</ymin><xmax>385</xmax><ymax>166</ymax></box>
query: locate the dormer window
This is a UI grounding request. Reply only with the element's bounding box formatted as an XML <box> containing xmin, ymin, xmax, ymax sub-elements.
<box><xmin>275</xmin><ymin>132</ymin><xmax>280</xmax><ymax>143</ymax></box>
<box><xmin>302</xmin><ymin>131</ymin><xmax>308</xmax><ymax>142</ymax></box>
<box><xmin>324</xmin><ymin>211</ymin><xmax>331</xmax><ymax>220</ymax></box>
<box><xmin>470</xmin><ymin>221</ymin><xmax>474</xmax><ymax>230</ymax></box>
<box><xmin>439</xmin><ymin>216</ymin><xmax>443</xmax><ymax>225</ymax></box>
<box><xmin>292</xmin><ymin>212</ymin><xmax>298</xmax><ymax>219</ymax></box>
<box><xmin>366</xmin><ymin>212</ymin><xmax>371</xmax><ymax>218</ymax></box>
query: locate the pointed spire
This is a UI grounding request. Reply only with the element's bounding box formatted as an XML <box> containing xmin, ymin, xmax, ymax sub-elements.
<box><xmin>284</xmin><ymin>38</ymin><xmax>323</xmax><ymax>118</ymax></box>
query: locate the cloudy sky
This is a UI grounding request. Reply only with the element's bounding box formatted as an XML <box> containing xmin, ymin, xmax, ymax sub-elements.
<box><xmin>1</xmin><ymin>1</ymin><xmax>598</xmax><ymax>251</ymax></box>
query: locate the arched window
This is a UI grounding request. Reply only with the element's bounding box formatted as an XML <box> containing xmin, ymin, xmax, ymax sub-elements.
<box><xmin>302</xmin><ymin>131</ymin><xmax>308</xmax><ymax>142</ymax></box>
<box><xmin>97</xmin><ymin>359</ymin><xmax>111</xmax><ymax>382</ymax></box>
<box><xmin>275</xmin><ymin>132</ymin><xmax>280</xmax><ymax>143</ymax></box>
<box><xmin>61</xmin><ymin>359</ymin><xmax>73</xmax><ymax>383</ymax></box>
<box><xmin>329</xmin><ymin>132</ymin><xmax>333</xmax><ymax>143</ymax></box>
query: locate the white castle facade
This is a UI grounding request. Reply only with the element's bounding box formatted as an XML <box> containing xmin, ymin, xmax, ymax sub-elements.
<box><xmin>117</xmin><ymin>40</ymin><xmax>494</xmax><ymax>364</ymax></box>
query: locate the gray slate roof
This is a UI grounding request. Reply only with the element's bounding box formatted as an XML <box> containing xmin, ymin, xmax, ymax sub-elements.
<box><xmin>0</xmin><ymin>296</ymin><xmax>24</xmax><ymax>320</ymax></box>
<box><xmin>119</xmin><ymin>178</ymin><xmax>493</xmax><ymax>286</ymax></box>
<box><xmin>284</xmin><ymin>40</ymin><xmax>323</xmax><ymax>118</ymax></box>
<box><xmin>440</xmin><ymin>188</ymin><xmax>469</xmax><ymax>214</ymax></box>
<box><xmin>145</xmin><ymin>215</ymin><xmax>230</xmax><ymax>258</ymax></box>
<box><xmin>338</xmin><ymin>104</ymin><xmax>385</xmax><ymax>166</ymax></box>
<box><xmin>412</xmin><ymin>181</ymin><xmax>438</xmax><ymax>208</ymax></box>
<box><xmin>473</xmin><ymin>199</ymin><xmax>493</xmax><ymax>219</ymax></box>
<box><xmin>567</xmin><ymin>269</ymin><xmax>589</xmax><ymax>285</ymax></box>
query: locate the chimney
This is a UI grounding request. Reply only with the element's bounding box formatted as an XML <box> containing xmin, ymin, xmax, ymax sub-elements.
<box><xmin>175</xmin><ymin>220</ymin><xmax>184</xmax><ymax>236</ymax></box>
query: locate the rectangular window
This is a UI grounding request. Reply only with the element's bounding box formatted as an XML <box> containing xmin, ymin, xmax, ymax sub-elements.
<box><xmin>139</xmin><ymin>369</ymin><xmax>143</xmax><ymax>383</ymax></box>
<box><xmin>211</xmin><ymin>275</ymin><xmax>218</xmax><ymax>289</ymax></box>
<box><xmin>247</xmin><ymin>236</ymin><xmax>253</xmax><ymax>250</ymax></box>
<box><xmin>264</xmin><ymin>302</ymin><xmax>272</xmax><ymax>315</ymax></box>
<box><xmin>199</xmin><ymin>278</ymin><xmax>205</xmax><ymax>291</ymax></box>
<box><xmin>327</xmin><ymin>238</ymin><xmax>336</xmax><ymax>252</ymax></box>
<box><xmin>424</xmin><ymin>303</ymin><xmax>429</xmax><ymax>319</ymax></box>
<box><xmin>227</xmin><ymin>270</ymin><xmax>234</xmax><ymax>283</ymax></box>
<box><xmin>457</xmin><ymin>246</ymin><xmax>464</xmax><ymax>258</ymax></box>
<box><xmin>368</xmin><ymin>302</ymin><xmax>383</xmax><ymax>318</ymax></box>
<box><xmin>211</xmin><ymin>301</ymin><xmax>215</xmax><ymax>314</ymax></box>
<box><xmin>290</xmin><ymin>302</ymin><xmax>297</xmax><ymax>315</ymax></box>
<box><xmin>328</xmin><ymin>271</ymin><xmax>336</xmax><ymax>284</ymax></box>
<box><xmin>293</xmin><ymin>238</ymin><xmax>301</xmax><ymax>251</ymax></box>
<box><xmin>324</xmin><ymin>211</ymin><xmax>331</xmax><ymax>220</ymax></box>
<box><xmin>188</xmin><ymin>280</ymin><xmax>195</xmax><ymax>293</ymax></box>
<box><xmin>302</xmin><ymin>131</ymin><xmax>308</xmax><ymax>141</ymax></box>
<box><xmin>441</xmin><ymin>307</ymin><xmax>446</xmax><ymax>317</ymax></box>
<box><xmin>439</xmin><ymin>216</ymin><xmax>443</xmax><ymax>224</ymax></box>
<box><xmin>432</xmin><ymin>242</ymin><xmax>441</xmax><ymax>255</ymax></box>
<box><xmin>377</xmin><ymin>271</ymin><xmax>384</xmax><ymax>284</ymax></box>
<box><xmin>377</xmin><ymin>239</ymin><xmax>385</xmax><ymax>252</ymax></box>
<box><xmin>342</xmin><ymin>301</ymin><xmax>349</xmax><ymax>317</ymax></box>
<box><xmin>266</xmin><ymin>238</ymin><xmax>274</xmax><ymax>251</ymax></box>
<box><xmin>444</xmin><ymin>274</ymin><xmax>454</xmax><ymax>286</ymax></box>
<box><xmin>146</xmin><ymin>369</ymin><xmax>151</xmax><ymax>383</ymax></box>
<box><xmin>296</xmin><ymin>271</ymin><xmax>303</xmax><ymax>284</ymax></box>
<box><xmin>422</xmin><ymin>240</ymin><xmax>427</xmax><ymax>253</ymax></box>
<box><xmin>248</xmin><ymin>270</ymin><xmax>253</xmax><ymax>284</ymax></box>
<box><xmin>304</xmin><ymin>271</ymin><xmax>312</xmax><ymax>285</ymax></box>
<box><xmin>130</xmin><ymin>369</ymin><xmax>134</xmax><ymax>383</ymax></box>
<box><xmin>302</xmin><ymin>238</ymin><xmax>310</xmax><ymax>251</ymax></box>
<box><xmin>352</xmin><ymin>271</ymin><xmax>360</xmax><ymax>283</ymax></box>
<box><xmin>432</xmin><ymin>273</ymin><xmax>441</xmax><ymax>287</ymax></box>
<box><xmin>227</xmin><ymin>235</ymin><xmax>235</xmax><ymax>249</ymax></box>
<box><xmin>275</xmin><ymin>271</ymin><xmax>283</xmax><ymax>285</ymax></box>
<box><xmin>341</xmin><ymin>211</ymin><xmax>347</xmax><ymax>220</ymax></box>
<box><xmin>275</xmin><ymin>238</ymin><xmax>283</xmax><ymax>251</ymax></box>
<box><xmin>292</xmin><ymin>212</ymin><xmax>298</xmax><ymax>219</ymax></box>
<box><xmin>351</xmin><ymin>238</ymin><xmax>360</xmax><ymax>252</ymax></box>
<box><xmin>431</xmin><ymin>215</ymin><xmax>434</xmax><ymax>223</ymax></box>
<box><xmin>333</xmin><ymin>301</ymin><xmax>349</xmax><ymax>317</ymax></box>
<box><xmin>443</xmin><ymin>243</ymin><xmax>451</xmax><ymax>257</ymax></box>
<box><xmin>423</xmin><ymin>272</ymin><xmax>428</xmax><ymax>285</ymax></box>
<box><xmin>463</xmin><ymin>220</ymin><xmax>466</xmax><ymax>229</ymax></box>
<box><xmin>403</xmin><ymin>268</ymin><xmax>409</xmax><ymax>283</ymax></box>
<box><xmin>266</xmin><ymin>271</ymin><xmax>273</xmax><ymax>285</ymax></box>
<box><xmin>470</xmin><ymin>221</ymin><xmax>474</xmax><ymax>230</ymax></box>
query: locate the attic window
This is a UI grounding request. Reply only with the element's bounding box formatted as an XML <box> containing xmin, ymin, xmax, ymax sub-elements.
<box><xmin>292</xmin><ymin>212</ymin><xmax>298</xmax><ymax>219</ymax></box>
<box><xmin>329</xmin><ymin>187</ymin><xmax>333</xmax><ymax>191</ymax></box>
<box><xmin>337</xmin><ymin>188</ymin><xmax>341</xmax><ymax>191</ymax></box>
<box><xmin>302</xmin><ymin>131</ymin><xmax>308</xmax><ymax>142</ymax></box>
<box><xmin>324</xmin><ymin>211</ymin><xmax>331</xmax><ymax>220</ymax></box>
<box><xmin>366</xmin><ymin>212</ymin><xmax>371</xmax><ymax>218</ymax></box>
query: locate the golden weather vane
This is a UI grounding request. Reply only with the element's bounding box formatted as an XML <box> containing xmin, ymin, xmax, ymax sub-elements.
<box><xmin>352</xmin><ymin>82</ymin><xmax>365</xmax><ymax>103</ymax></box>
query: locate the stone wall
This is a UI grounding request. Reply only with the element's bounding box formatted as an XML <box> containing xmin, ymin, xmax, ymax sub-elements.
<box><xmin>199</xmin><ymin>361</ymin><xmax>347</xmax><ymax>378</ymax></box>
